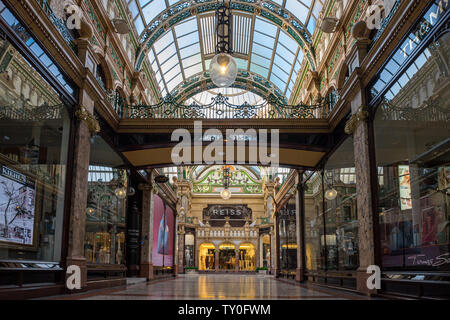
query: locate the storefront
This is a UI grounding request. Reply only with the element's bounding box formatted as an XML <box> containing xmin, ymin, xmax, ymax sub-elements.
<box><xmin>303</xmin><ymin>136</ymin><xmax>359</xmax><ymax>286</ymax></box>
<box><xmin>368</xmin><ymin>0</ymin><xmax>450</xmax><ymax>297</ymax></box>
<box><xmin>0</xmin><ymin>1</ymin><xmax>77</xmax><ymax>289</ymax></box>
<box><xmin>84</xmin><ymin>137</ymin><xmax>128</xmax><ymax>279</ymax></box>
<box><xmin>278</xmin><ymin>198</ymin><xmax>298</xmax><ymax>276</ymax></box>
<box><xmin>199</xmin><ymin>243</ymin><xmax>216</xmax><ymax>271</ymax></box>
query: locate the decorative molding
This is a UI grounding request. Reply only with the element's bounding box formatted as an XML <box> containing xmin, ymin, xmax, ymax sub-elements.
<box><xmin>75</xmin><ymin>106</ymin><xmax>100</xmax><ymax>133</ymax></box>
<box><xmin>344</xmin><ymin>105</ymin><xmax>369</xmax><ymax>135</ymax></box>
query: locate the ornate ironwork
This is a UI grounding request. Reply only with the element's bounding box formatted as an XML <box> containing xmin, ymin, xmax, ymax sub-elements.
<box><xmin>216</xmin><ymin>0</ymin><xmax>232</xmax><ymax>54</ymax></box>
<box><xmin>0</xmin><ymin>103</ymin><xmax>64</xmax><ymax>121</ymax></box>
<box><xmin>122</xmin><ymin>93</ymin><xmax>328</xmax><ymax>120</ymax></box>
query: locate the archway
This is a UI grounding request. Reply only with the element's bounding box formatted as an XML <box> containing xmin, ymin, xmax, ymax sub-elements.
<box><xmin>238</xmin><ymin>243</ymin><xmax>256</xmax><ymax>271</ymax></box>
<box><xmin>218</xmin><ymin>243</ymin><xmax>236</xmax><ymax>271</ymax></box>
<box><xmin>199</xmin><ymin>243</ymin><xmax>216</xmax><ymax>271</ymax></box>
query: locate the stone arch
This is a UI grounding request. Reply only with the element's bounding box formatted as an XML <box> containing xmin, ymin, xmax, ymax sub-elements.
<box><xmin>336</xmin><ymin>61</ymin><xmax>349</xmax><ymax>91</ymax></box>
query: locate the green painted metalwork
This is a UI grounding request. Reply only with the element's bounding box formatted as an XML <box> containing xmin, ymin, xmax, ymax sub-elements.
<box><xmin>135</xmin><ymin>0</ymin><xmax>315</xmax><ymax>71</ymax></box>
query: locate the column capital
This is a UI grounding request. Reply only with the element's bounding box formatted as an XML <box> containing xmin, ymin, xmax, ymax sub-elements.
<box><xmin>75</xmin><ymin>106</ymin><xmax>100</xmax><ymax>134</ymax></box>
<box><xmin>345</xmin><ymin>105</ymin><xmax>369</xmax><ymax>135</ymax></box>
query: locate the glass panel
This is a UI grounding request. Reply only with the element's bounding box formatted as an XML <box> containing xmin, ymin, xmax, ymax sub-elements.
<box><xmin>323</xmin><ymin>137</ymin><xmax>359</xmax><ymax>271</ymax></box>
<box><xmin>374</xmin><ymin>36</ymin><xmax>449</xmax><ymax>271</ymax></box>
<box><xmin>0</xmin><ymin>37</ymin><xmax>70</xmax><ymax>263</ymax></box>
<box><xmin>85</xmin><ymin>137</ymin><xmax>126</xmax><ymax>265</ymax></box>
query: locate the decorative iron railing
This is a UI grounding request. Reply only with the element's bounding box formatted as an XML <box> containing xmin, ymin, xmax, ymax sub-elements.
<box><xmin>0</xmin><ymin>103</ymin><xmax>64</xmax><ymax>121</ymax></box>
<box><xmin>37</xmin><ymin>0</ymin><xmax>78</xmax><ymax>53</ymax></box>
<box><xmin>121</xmin><ymin>93</ymin><xmax>330</xmax><ymax>120</ymax></box>
<box><xmin>380</xmin><ymin>99</ymin><xmax>449</xmax><ymax>122</ymax></box>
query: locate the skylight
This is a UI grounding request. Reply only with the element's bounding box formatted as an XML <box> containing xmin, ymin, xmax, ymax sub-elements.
<box><xmin>128</xmin><ymin>0</ymin><xmax>323</xmax><ymax>100</ymax></box>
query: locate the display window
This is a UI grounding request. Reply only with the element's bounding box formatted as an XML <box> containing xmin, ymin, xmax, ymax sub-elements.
<box><xmin>199</xmin><ymin>243</ymin><xmax>215</xmax><ymax>270</ymax></box>
<box><xmin>0</xmin><ymin>33</ymin><xmax>71</xmax><ymax>264</ymax></box>
<box><xmin>373</xmin><ymin>32</ymin><xmax>449</xmax><ymax>271</ymax></box>
<box><xmin>304</xmin><ymin>137</ymin><xmax>359</xmax><ymax>272</ymax></box>
<box><xmin>238</xmin><ymin>243</ymin><xmax>256</xmax><ymax>271</ymax></box>
<box><xmin>218</xmin><ymin>243</ymin><xmax>235</xmax><ymax>270</ymax></box>
<box><xmin>260</xmin><ymin>234</ymin><xmax>271</xmax><ymax>269</ymax></box>
<box><xmin>184</xmin><ymin>233</ymin><xmax>195</xmax><ymax>268</ymax></box>
<box><xmin>85</xmin><ymin>137</ymin><xmax>127</xmax><ymax>265</ymax></box>
<box><xmin>323</xmin><ymin>137</ymin><xmax>359</xmax><ymax>271</ymax></box>
<box><xmin>278</xmin><ymin>200</ymin><xmax>297</xmax><ymax>272</ymax></box>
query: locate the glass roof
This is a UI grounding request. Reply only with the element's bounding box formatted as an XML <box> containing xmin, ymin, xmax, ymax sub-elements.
<box><xmin>128</xmin><ymin>0</ymin><xmax>323</xmax><ymax>100</ymax></box>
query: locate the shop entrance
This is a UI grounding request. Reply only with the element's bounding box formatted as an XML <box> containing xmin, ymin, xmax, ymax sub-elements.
<box><xmin>199</xmin><ymin>243</ymin><xmax>216</xmax><ymax>271</ymax></box>
<box><xmin>219</xmin><ymin>243</ymin><xmax>236</xmax><ymax>270</ymax></box>
<box><xmin>239</xmin><ymin>243</ymin><xmax>256</xmax><ymax>271</ymax></box>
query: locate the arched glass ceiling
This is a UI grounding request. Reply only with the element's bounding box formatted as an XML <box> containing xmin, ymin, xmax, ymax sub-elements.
<box><xmin>127</xmin><ymin>1</ymin><xmax>323</xmax><ymax>99</ymax></box>
<box><xmin>185</xmin><ymin>88</ymin><xmax>264</xmax><ymax>105</ymax></box>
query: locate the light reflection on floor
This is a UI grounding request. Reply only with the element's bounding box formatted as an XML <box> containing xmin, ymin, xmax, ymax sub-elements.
<box><xmin>52</xmin><ymin>274</ymin><xmax>373</xmax><ymax>300</ymax></box>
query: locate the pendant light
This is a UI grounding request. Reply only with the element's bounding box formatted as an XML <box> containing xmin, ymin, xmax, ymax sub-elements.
<box><xmin>324</xmin><ymin>187</ymin><xmax>338</xmax><ymax>201</ymax></box>
<box><xmin>209</xmin><ymin>0</ymin><xmax>237</xmax><ymax>88</ymax></box>
<box><xmin>221</xmin><ymin>166</ymin><xmax>232</xmax><ymax>199</ymax></box>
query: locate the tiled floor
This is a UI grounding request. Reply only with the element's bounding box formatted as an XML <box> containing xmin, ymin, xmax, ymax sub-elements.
<box><xmin>46</xmin><ymin>274</ymin><xmax>375</xmax><ymax>300</ymax></box>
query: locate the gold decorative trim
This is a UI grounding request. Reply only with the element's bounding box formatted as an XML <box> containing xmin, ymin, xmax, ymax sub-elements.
<box><xmin>75</xmin><ymin>106</ymin><xmax>100</xmax><ymax>134</ymax></box>
<box><xmin>345</xmin><ymin>105</ymin><xmax>369</xmax><ymax>135</ymax></box>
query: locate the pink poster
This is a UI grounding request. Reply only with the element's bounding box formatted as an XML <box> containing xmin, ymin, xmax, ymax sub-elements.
<box><xmin>152</xmin><ymin>195</ymin><xmax>174</xmax><ymax>267</ymax></box>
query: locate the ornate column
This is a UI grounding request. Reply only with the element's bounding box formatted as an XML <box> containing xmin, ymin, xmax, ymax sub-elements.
<box><xmin>176</xmin><ymin>223</ymin><xmax>185</xmax><ymax>275</ymax></box>
<box><xmin>173</xmin><ymin>179</ymin><xmax>192</xmax><ymax>275</ymax></box>
<box><xmin>345</xmin><ymin>105</ymin><xmax>380</xmax><ymax>295</ymax></box>
<box><xmin>139</xmin><ymin>183</ymin><xmax>154</xmax><ymax>280</ymax></box>
<box><xmin>215</xmin><ymin>249</ymin><xmax>219</xmax><ymax>271</ymax></box>
<box><xmin>235</xmin><ymin>249</ymin><xmax>240</xmax><ymax>272</ymax></box>
<box><xmin>65</xmin><ymin>34</ymin><xmax>98</xmax><ymax>289</ymax></box>
<box><xmin>295</xmin><ymin>172</ymin><xmax>306</xmax><ymax>282</ymax></box>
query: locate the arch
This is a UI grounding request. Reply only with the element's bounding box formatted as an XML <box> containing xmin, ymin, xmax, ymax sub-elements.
<box><xmin>94</xmin><ymin>55</ymin><xmax>115</xmax><ymax>92</ymax></box>
<box><xmin>218</xmin><ymin>242</ymin><xmax>236</xmax><ymax>270</ymax></box>
<box><xmin>336</xmin><ymin>61</ymin><xmax>349</xmax><ymax>91</ymax></box>
<box><xmin>134</xmin><ymin>0</ymin><xmax>315</xmax><ymax>72</ymax></box>
<box><xmin>171</xmin><ymin>70</ymin><xmax>288</xmax><ymax>104</ymax></box>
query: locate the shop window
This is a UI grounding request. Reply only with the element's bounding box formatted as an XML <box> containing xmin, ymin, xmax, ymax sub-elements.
<box><xmin>278</xmin><ymin>197</ymin><xmax>297</xmax><ymax>272</ymax></box>
<box><xmin>0</xmin><ymin>37</ymin><xmax>71</xmax><ymax>263</ymax></box>
<box><xmin>374</xmin><ymin>35</ymin><xmax>449</xmax><ymax>271</ymax></box>
<box><xmin>84</xmin><ymin>137</ymin><xmax>127</xmax><ymax>265</ymax></box>
<box><xmin>305</xmin><ymin>172</ymin><xmax>325</xmax><ymax>271</ymax></box>
<box><xmin>184</xmin><ymin>233</ymin><xmax>195</xmax><ymax>268</ymax></box>
<box><xmin>304</xmin><ymin>137</ymin><xmax>359</xmax><ymax>272</ymax></box>
<box><xmin>323</xmin><ymin>137</ymin><xmax>359</xmax><ymax>271</ymax></box>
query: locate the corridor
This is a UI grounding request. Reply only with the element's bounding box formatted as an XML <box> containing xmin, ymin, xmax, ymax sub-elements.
<box><xmin>49</xmin><ymin>275</ymin><xmax>372</xmax><ymax>300</ymax></box>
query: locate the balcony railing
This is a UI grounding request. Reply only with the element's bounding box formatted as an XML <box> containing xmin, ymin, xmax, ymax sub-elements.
<box><xmin>37</xmin><ymin>0</ymin><xmax>78</xmax><ymax>53</ymax></box>
<box><xmin>120</xmin><ymin>93</ymin><xmax>331</xmax><ymax>120</ymax></box>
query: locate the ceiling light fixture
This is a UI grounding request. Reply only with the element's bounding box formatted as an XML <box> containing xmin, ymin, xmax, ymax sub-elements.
<box><xmin>221</xmin><ymin>166</ymin><xmax>232</xmax><ymax>200</ymax></box>
<box><xmin>324</xmin><ymin>187</ymin><xmax>337</xmax><ymax>201</ymax></box>
<box><xmin>210</xmin><ymin>0</ymin><xmax>237</xmax><ymax>88</ymax></box>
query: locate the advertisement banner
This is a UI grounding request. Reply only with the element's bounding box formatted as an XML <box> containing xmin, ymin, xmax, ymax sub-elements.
<box><xmin>152</xmin><ymin>194</ymin><xmax>174</xmax><ymax>267</ymax></box>
<box><xmin>0</xmin><ymin>165</ymin><xmax>36</xmax><ymax>247</ymax></box>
